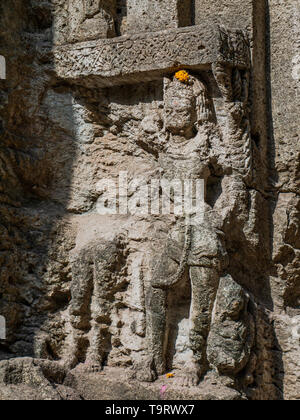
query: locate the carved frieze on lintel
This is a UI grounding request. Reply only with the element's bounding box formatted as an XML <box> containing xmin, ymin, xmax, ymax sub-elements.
<box><xmin>53</xmin><ymin>24</ymin><xmax>250</xmax><ymax>87</ymax></box>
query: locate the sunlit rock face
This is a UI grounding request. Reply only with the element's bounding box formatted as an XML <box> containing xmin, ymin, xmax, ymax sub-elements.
<box><xmin>0</xmin><ymin>0</ymin><xmax>299</xmax><ymax>400</ymax></box>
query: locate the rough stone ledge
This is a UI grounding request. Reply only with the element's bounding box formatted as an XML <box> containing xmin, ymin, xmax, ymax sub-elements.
<box><xmin>53</xmin><ymin>24</ymin><xmax>250</xmax><ymax>88</ymax></box>
<box><xmin>0</xmin><ymin>358</ymin><xmax>81</xmax><ymax>400</ymax></box>
<box><xmin>0</xmin><ymin>358</ymin><xmax>244</xmax><ymax>400</ymax></box>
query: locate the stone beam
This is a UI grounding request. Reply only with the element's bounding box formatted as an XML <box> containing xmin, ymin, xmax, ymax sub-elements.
<box><xmin>54</xmin><ymin>24</ymin><xmax>250</xmax><ymax>88</ymax></box>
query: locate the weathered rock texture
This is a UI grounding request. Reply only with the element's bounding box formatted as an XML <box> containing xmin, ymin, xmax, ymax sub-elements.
<box><xmin>0</xmin><ymin>0</ymin><xmax>299</xmax><ymax>400</ymax></box>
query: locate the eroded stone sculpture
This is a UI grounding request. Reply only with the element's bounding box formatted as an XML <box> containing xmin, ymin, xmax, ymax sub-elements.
<box><xmin>67</xmin><ymin>0</ymin><xmax>117</xmax><ymax>43</ymax></box>
<box><xmin>2</xmin><ymin>0</ymin><xmax>299</xmax><ymax>401</ymax></box>
<box><xmin>132</xmin><ymin>61</ymin><xmax>255</xmax><ymax>385</ymax></box>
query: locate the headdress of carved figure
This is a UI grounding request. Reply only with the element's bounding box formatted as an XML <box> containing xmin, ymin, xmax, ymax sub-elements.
<box><xmin>163</xmin><ymin>74</ymin><xmax>213</xmax><ymax>138</ymax></box>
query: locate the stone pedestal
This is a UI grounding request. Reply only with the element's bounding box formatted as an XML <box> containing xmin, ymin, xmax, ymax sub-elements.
<box><xmin>67</xmin><ymin>0</ymin><xmax>117</xmax><ymax>43</ymax></box>
<box><xmin>126</xmin><ymin>0</ymin><xmax>193</xmax><ymax>34</ymax></box>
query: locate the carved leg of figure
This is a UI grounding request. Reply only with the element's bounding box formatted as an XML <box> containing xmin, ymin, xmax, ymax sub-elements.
<box><xmin>84</xmin><ymin>240</ymin><xmax>122</xmax><ymax>373</ymax></box>
<box><xmin>60</xmin><ymin>247</ymin><xmax>93</xmax><ymax>370</ymax></box>
<box><xmin>85</xmin><ymin>321</ymin><xmax>104</xmax><ymax>373</ymax></box>
<box><xmin>135</xmin><ymin>229</ymin><xmax>183</xmax><ymax>383</ymax></box>
<box><xmin>59</xmin><ymin>326</ymin><xmax>82</xmax><ymax>371</ymax></box>
<box><xmin>135</xmin><ymin>287</ymin><xmax>167</xmax><ymax>382</ymax></box>
<box><xmin>150</xmin><ymin>287</ymin><xmax>168</xmax><ymax>376</ymax></box>
<box><xmin>178</xmin><ymin>266</ymin><xmax>220</xmax><ymax>387</ymax></box>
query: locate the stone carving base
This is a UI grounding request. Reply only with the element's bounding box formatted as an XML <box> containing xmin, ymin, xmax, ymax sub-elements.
<box><xmin>0</xmin><ymin>358</ymin><xmax>243</xmax><ymax>400</ymax></box>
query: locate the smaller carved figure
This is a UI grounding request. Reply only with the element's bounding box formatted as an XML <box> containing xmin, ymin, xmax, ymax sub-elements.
<box><xmin>207</xmin><ymin>275</ymin><xmax>255</xmax><ymax>376</ymax></box>
<box><xmin>60</xmin><ymin>235</ymin><xmax>127</xmax><ymax>371</ymax></box>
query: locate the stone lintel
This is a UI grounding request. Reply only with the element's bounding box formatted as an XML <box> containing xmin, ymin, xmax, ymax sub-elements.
<box><xmin>54</xmin><ymin>25</ymin><xmax>250</xmax><ymax>88</ymax></box>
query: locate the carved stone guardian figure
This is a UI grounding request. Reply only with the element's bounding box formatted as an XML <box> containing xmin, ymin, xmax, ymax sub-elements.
<box><xmin>135</xmin><ymin>65</ymin><xmax>255</xmax><ymax>386</ymax></box>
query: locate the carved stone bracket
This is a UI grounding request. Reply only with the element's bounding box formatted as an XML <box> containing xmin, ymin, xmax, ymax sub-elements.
<box><xmin>53</xmin><ymin>24</ymin><xmax>250</xmax><ymax>87</ymax></box>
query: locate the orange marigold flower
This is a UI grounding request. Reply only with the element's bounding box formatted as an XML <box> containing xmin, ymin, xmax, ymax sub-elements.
<box><xmin>175</xmin><ymin>70</ymin><xmax>190</xmax><ymax>83</ymax></box>
<box><xmin>166</xmin><ymin>373</ymin><xmax>174</xmax><ymax>379</ymax></box>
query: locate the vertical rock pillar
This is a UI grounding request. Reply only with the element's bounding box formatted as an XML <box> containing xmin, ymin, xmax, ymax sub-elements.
<box><xmin>268</xmin><ymin>0</ymin><xmax>300</xmax><ymax>401</ymax></box>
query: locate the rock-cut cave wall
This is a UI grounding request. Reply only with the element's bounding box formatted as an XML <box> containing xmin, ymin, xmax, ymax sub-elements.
<box><xmin>0</xmin><ymin>0</ymin><xmax>299</xmax><ymax>400</ymax></box>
